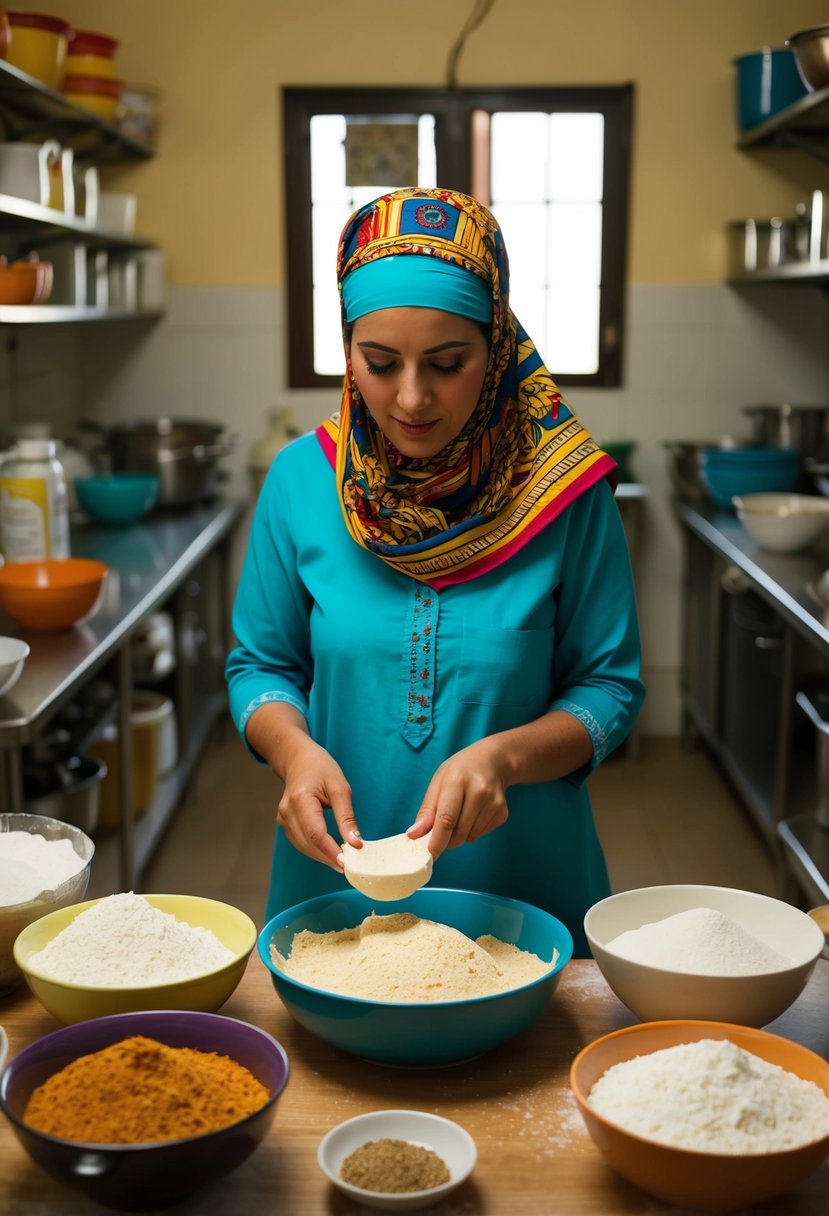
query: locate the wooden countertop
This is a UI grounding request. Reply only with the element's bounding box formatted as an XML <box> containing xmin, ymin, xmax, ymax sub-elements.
<box><xmin>2</xmin><ymin>958</ymin><xmax>829</xmax><ymax>1214</ymax></box>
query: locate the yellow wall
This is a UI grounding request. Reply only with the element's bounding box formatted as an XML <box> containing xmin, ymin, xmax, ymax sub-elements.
<box><xmin>11</xmin><ymin>0</ymin><xmax>829</xmax><ymax>285</ymax></box>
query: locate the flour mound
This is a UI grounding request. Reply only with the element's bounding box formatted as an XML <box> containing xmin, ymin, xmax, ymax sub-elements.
<box><xmin>28</xmin><ymin>892</ymin><xmax>236</xmax><ymax>986</ymax></box>
<box><xmin>589</xmin><ymin>1038</ymin><xmax>829</xmax><ymax>1153</ymax></box>
<box><xmin>606</xmin><ymin>907</ymin><xmax>792</xmax><ymax>975</ymax></box>
<box><xmin>273</xmin><ymin>911</ymin><xmax>552</xmax><ymax>1001</ymax></box>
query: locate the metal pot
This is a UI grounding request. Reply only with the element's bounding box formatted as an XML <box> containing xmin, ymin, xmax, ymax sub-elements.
<box><xmin>742</xmin><ymin>404</ymin><xmax>829</xmax><ymax>461</ymax></box>
<box><xmin>23</xmin><ymin>753</ymin><xmax>107</xmax><ymax>834</ymax></box>
<box><xmin>83</xmin><ymin>417</ymin><xmax>237</xmax><ymax>508</ymax></box>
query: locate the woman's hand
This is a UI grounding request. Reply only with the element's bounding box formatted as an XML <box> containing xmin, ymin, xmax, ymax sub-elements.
<box><xmin>277</xmin><ymin>737</ymin><xmax>362</xmax><ymax>870</ymax></box>
<box><xmin>245</xmin><ymin>700</ymin><xmax>361</xmax><ymax>871</ymax></box>
<box><xmin>407</xmin><ymin>737</ymin><xmax>511</xmax><ymax>857</ymax></box>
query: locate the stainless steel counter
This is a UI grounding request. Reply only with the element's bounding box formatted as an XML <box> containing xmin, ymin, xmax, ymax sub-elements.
<box><xmin>0</xmin><ymin>500</ymin><xmax>246</xmax><ymax>887</ymax></box>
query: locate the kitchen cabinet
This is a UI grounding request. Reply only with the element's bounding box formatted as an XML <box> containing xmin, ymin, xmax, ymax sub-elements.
<box><xmin>674</xmin><ymin>500</ymin><xmax>829</xmax><ymax>905</ymax></box>
<box><xmin>0</xmin><ymin>501</ymin><xmax>244</xmax><ymax>891</ymax></box>
<box><xmin>0</xmin><ymin>59</ymin><xmax>163</xmax><ymax>323</ymax></box>
<box><xmin>730</xmin><ymin>83</ymin><xmax>829</xmax><ymax>287</ymax></box>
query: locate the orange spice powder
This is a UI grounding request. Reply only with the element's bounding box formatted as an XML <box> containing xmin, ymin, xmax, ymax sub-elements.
<box><xmin>23</xmin><ymin>1034</ymin><xmax>269</xmax><ymax>1144</ymax></box>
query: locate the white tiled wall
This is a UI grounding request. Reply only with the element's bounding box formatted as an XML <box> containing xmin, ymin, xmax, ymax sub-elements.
<box><xmin>2</xmin><ymin>281</ymin><xmax>827</xmax><ymax>737</ymax></box>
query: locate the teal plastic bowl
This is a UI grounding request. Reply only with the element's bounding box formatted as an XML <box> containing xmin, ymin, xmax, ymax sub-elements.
<box><xmin>700</xmin><ymin>447</ymin><xmax>800</xmax><ymax>509</ymax></box>
<box><xmin>74</xmin><ymin>474</ymin><xmax>160</xmax><ymax>526</ymax></box>
<box><xmin>258</xmin><ymin>887</ymin><xmax>572</xmax><ymax>1066</ymax></box>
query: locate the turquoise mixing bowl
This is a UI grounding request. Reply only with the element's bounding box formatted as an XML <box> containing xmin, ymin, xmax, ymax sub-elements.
<box><xmin>74</xmin><ymin>474</ymin><xmax>160</xmax><ymax>526</ymax></box>
<box><xmin>700</xmin><ymin>447</ymin><xmax>800</xmax><ymax>509</ymax></box>
<box><xmin>258</xmin><ymin>887</ymin><xmax>572</xmax><ymax>1066</ymax></box>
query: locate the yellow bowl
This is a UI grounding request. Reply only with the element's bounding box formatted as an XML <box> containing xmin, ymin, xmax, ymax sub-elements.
<box><xmin>13</xmin><ymin>894</ymin><xmax>257</xmax><ymax>1024</ymax></box>
<box><xmin>570</xmin><ymin>1019</ymin><xmax>829</xmax><ymax>1210</ymax></box>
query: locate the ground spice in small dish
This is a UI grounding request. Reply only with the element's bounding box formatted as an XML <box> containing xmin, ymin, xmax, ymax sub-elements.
<box><xmin>340</xmin><ymin>1137</ymin><xmax>451</xmax><ymax>1192</ymax></box>
<box><xmin>23</xmin><ymin>1035</ymin><xmax>269</xmax><ymax>1143</ymax></box>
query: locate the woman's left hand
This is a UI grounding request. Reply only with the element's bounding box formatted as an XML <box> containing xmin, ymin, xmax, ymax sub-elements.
<box><xmin>407</xmin><ymin>738</ymin><xmax>511</xmax><ymax>857</ymax></box>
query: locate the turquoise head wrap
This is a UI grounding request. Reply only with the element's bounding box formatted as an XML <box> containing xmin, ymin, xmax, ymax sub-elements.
<box><xmin>342</xmin><ymin>254</ymin><xmax>492</xmax><ymax>324</ymax></box>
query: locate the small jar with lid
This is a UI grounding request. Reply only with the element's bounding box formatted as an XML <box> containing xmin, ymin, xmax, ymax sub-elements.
<box><xmin>0</xmin><ymin>438</ymin><xmax>70</xmax><ymax>562</ymax></box>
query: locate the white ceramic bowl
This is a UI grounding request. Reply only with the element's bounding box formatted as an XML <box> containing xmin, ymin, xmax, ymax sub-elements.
<box><xmin>584</xmin><ymin>884</ymin><xmax>824</xmax><ymax>1027</ymax></box>
<box><xmin>317</xmin><ymin>1109</ymin><xmax>477</xmax><ymax>1212</ymax></box>
<box><xmin>0</xmin><ymin>636</ymin><xmax>30</xmax><ymax>697</ymax></box>
<box><xmin>733</xmin><ymin>493</ymin><xmax>829</xmax><ymax>552</ymax></box>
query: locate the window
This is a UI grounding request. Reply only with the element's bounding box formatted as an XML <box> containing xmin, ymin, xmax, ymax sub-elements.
<box><xmin>283</xmin><ymin>86</ymin><xmax>633</xmax><ymax>389</ymax></box>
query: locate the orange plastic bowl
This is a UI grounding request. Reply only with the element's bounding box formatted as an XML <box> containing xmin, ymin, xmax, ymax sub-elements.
<box><xmin>570</xmin><ymin>1020</ymin><xmax>829</xmax><ymax>1211</ymax></box>
<box><xmin>0</xmin><ymin>559</ymin><xmax>108</xmax><ymax>632</ymax></box>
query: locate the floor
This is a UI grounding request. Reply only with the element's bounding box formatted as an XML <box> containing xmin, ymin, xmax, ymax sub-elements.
<box><xmin>122</xmin><ymin>721</ymin><xmax>782</xmax><ymax>928</ymax></box>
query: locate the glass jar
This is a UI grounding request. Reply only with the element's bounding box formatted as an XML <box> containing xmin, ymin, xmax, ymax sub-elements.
<box><xmin>0</xmin><ymin>438</ymin><xmax>70</xmax><ymax>561</ymax></box>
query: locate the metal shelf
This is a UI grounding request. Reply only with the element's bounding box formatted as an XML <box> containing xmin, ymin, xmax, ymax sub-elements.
<box><xmin>729</xmin><ymin>259</ymin><xmax>829</xmax><ymax>286</ymax></box>
<box><xmin>737</xmin><ymin>84</ymin><xmax>829</xmax><ymax>163</ymax></box>
<box><xmin>0</xmin><ymin>304</ymin><xmax>163</xmax><ymax>324</ymax></box>
<box><xmin>0</xmin><ymin>59</ymin><xmax>152</xmax><ymax>161</ymax></box>
<box><xmin>0</xmin><ymin>193</ymin><xmax>158</xmax><ymax>251</ymax></box>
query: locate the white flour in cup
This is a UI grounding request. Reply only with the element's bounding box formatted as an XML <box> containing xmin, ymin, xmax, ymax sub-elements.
<box><xmin>0</xmin><ymin>831</ymin><xmax>86</xmax><ymax>907</ymax></box>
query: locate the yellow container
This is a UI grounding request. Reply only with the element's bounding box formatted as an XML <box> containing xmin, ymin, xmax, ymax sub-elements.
<box><xmin>92</xmin><ymin>692</ymin><xmax>173</xmax><ymax>830</ymax></box>
<box><xmin>65</xmin><ymin>52</ymin><xmax>116</xmax><ymax>80</ymax></box>
<box><xmin>6</xmin><ymin>12</ymin><xmax>70</xmax><ymax>89</ymax></box>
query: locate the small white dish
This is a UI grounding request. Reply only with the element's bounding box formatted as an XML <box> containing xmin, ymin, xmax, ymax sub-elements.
<box><xmin>341</xmin><ymin>832</ymin><xmax>433</xmax><ymax>901</ymax></box>
<box><xmin>318</xmin><ymin>1109</ymin><xmax>476</xmax><ymax>1212</ymax></box>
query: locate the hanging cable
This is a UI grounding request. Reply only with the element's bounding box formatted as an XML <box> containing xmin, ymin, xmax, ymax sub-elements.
<box><xmin>445</xmin><ymin>0</ymin><xmax>495</xmax><ymax>89</ymax></box>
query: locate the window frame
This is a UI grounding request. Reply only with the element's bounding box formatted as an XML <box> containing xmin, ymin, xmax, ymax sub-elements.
<box><xmin>283</xmin><ymin>84</ymin><xmax>634</xmax><ymax>390</ymax></box>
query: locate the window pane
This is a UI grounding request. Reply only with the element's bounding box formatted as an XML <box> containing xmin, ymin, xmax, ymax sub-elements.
<box><xmin>490</xmin><ymin>112</ymin><xmax>548</xmax><ymax>201</ymax></box>
<box><xmin>549</xmin><ymin>202</ymin><xmax>603</xmax><ymax>286</ymax></box>
<box><xmin>547</xmin><ymin>284</ymin><xmax>600</xmax><ymax>375</ymax></box>
<box><xmin>309</xmin><ymin>113</ymin><xmax>437</xmax><ymax>377</ymax></box>
<box><xmin>548</xmin><ymin>113</ymin><xmax>604</xmax><ymax>201</ymax></box>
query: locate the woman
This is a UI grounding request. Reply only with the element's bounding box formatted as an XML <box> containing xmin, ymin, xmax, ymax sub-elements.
<box><xmin>226</xmin><ymin>187</ymin><xmax>644</xmax><ymax>956</ymax></box>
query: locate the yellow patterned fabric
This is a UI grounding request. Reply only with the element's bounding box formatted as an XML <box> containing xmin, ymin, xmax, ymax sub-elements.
<box><xmin>316</xmin><ymin>188</ymin><xmax>616</xmax><ymax>588</ymax></box>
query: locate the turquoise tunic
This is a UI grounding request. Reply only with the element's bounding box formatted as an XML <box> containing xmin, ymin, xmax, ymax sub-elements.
<box><xmin>226</xmin><ymin>433</ymin><xmax>645</xmax><ymax>956</ymax></box>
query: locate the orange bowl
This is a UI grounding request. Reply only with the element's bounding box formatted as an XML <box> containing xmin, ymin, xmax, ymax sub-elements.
<box><xmin>570</xmin><ymin>1020</ymin><xmax>829</xmax><ymax>1211</ymax></box>
<box><xmin>0</xmin><ymin>260</ymin><xmax>52</xmax><ymax>306</ymax></box>
<box><xmin>0</xmin><ymin>559</ymin><xmax>108</xmax><ymax>632</ymax></box>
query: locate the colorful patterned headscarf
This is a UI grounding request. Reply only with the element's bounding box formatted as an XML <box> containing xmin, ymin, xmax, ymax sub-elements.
<box><xmin>316</xmin><ymin>187</ymin><xmax>616</xmax><ymax>589</ymax></box>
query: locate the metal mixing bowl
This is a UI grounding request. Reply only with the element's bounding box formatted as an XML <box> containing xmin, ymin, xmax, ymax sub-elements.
<box><xmin>663</xmin><ymin>438</ymin><xmax>756</xmax><ymax>502</ymax></box>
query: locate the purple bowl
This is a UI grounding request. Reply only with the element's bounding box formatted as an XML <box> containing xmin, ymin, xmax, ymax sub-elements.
<box><xmin>0</xmin><ymin>1009</ymin><xmax>289</xmax><ymax>1211</ymax></box>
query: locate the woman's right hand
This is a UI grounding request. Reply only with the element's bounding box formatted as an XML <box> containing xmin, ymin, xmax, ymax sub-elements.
<box><xmin>245</xmin><ymin>701</ymin><xmax>361</xmax><ymax>871</ymax></box>
<box><xmin>277</xmin><ymin>737</ymin><xmax>362</xmax><ymax>870</ymax></box>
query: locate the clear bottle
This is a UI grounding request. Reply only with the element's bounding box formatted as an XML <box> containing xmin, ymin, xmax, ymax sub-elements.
<box><xmin>0</xmin><ymin>438</ymin><xmax>70</xmax><ymax>561</ymax></box>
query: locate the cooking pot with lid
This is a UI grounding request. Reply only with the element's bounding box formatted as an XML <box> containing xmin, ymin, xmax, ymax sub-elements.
<box><xmin>83</xmin><ymin>417</ymin><xmax>237</xmax><ymax>508</ymax></box>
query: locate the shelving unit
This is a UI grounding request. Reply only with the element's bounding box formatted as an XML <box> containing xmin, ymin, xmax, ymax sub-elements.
<box><xmin>730</xmin><ymin>85</ymin><xmax>829</xmax><ymax>287</ymax></box>
<box><xmin>0</xmin><ymin>60</ymin><xmax>163</xmax><ymax>323</ymax></box>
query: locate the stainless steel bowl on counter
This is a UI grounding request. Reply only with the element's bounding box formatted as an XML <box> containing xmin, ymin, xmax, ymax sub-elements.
<box><xmin>663</xmin><ymin>437</ymin><xmax>756</xmax><ymax>502</ymax></box>
<box><xmin>81</xmin><ymin>417</ymin><xmax>238</xmax><ymax>508</ymax></box>
<box><xmin>743</xmin><ymin>403</ymin><xmax>829</xmax><ymax>462</ymax></box>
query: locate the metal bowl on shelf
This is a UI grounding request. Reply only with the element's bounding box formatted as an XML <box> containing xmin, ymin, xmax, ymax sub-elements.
<box><xmin>663</xmin><ymin>437</ymin><xmax>756</xmax><ymax>502</ymax></box>
<box><xmin>787</xmin><ymin>25</ymin><xmax>829</xmax><ymax>92</ymax></box>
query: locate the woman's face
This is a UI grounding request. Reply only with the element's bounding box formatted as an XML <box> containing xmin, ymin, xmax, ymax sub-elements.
<box><xmin>348</xmin><ymin>307</ymin><xmax>489</xmax><ymax>459</ymax></box>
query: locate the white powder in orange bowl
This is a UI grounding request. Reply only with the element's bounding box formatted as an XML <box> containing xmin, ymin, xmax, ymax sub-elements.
<box><xmin>272</xmin><ymin>911</ymin><xmax>552</xmax><ymax>1002</ymax></box>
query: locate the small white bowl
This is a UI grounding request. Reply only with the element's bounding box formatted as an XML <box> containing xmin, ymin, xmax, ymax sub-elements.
<box><xmin>733</xmin><ymin>493</ymin><xmax>829</xmax><ymax>553</ymax></box>
<box><xmin>317</xmin><ymin>1109</ymin><xmax>477</xmax><ymax>1212</ymax></box>
<box><xmin>0</xmin><ymin>636</ymin><xmax>30</xmax><ymax>697</ymax></box>
<box><xmin>584</xmin><ymin>884</ymin><xmax>824</xmax><ymax>1027</ymax></box>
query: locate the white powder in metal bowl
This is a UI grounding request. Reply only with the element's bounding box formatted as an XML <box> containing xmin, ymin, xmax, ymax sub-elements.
<box><xmin>27</xmin><ymin>892</ymin><xmax>235</xmax><ymax>986</ymax></box>
<box><xmin>272</xmin><ymin>911</ymin><xmax>552</xmax><ymax>1001</ymax></box>
<box><xmin>589</xmin><ymin>1038</ymin><xmax>829</xmax><ymax>1153</ymax></box>
<box><xmin>0</xmin><ymin>831</ymin><xmax>86</xmax><ymax>907</ymax></box>
<box><xmin>606</xmin><ymin>907</ymin><xmax>792</xmax><ymax>975</ymax></box>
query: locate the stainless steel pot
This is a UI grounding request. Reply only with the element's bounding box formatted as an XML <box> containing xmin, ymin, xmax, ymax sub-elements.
<box><xmin>23</xmin><ymin>754</ymin><xmax>107</xmax><ymax>834</ymax></box>
<box><xmin>83</xmin><ymin>417</ymin><xmax>237</xmax><ymax>508</ymax></box>
<box><xmin>742</xmin><ymin>404</ymin><xmax>829</xmax><ymax>460</ymax></box>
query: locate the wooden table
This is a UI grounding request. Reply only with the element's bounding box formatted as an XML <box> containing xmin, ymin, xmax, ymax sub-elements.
<box><xmin>3</xmin><ymin>959</ymin><xmax>829</xmax><ymax>1214</ymax></box>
